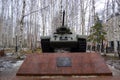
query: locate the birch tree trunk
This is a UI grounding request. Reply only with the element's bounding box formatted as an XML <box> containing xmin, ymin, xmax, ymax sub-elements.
<box><xmin>112</xmin><ymin>0</ymin><xmax>118</xmax><ymax>56</ymax></box>
<box><xmin>116</xmin><ymin>0</ymin><xmax>120</xmax><ymax>13</ymax></box>
<box><xmin>19</xmin><ymin>0</ymin><xmax>26</xmax><ymax>51</ymax></box>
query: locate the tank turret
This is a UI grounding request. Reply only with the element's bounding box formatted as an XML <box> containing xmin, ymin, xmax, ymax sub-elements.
<box><xmin>54</xmin><ymin>10</ymin><xmax>72</xmax><ymax>34</ymax></box>
<box><xmin>41</xmin><ymin>11</ymin><xmax>86</xmax><ymax>52</ymax></box>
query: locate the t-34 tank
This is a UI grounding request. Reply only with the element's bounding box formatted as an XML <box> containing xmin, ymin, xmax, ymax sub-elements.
<box><xmin>41</xmin><ymin>11</ymin><xmax>86</xmax><ymax>52</ymax></box>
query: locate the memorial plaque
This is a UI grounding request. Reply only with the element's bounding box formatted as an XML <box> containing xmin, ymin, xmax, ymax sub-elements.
<box><xmin>56</xmin><ymin>57</ymin><xmax>72</xmax><ymax>67</ymax></box>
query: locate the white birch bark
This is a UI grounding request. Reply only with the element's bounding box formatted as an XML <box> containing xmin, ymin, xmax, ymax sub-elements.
<box><xmin>19</xmin><ymin>0</ymin><xmax>26</xmax><ymax>51</ymax></box>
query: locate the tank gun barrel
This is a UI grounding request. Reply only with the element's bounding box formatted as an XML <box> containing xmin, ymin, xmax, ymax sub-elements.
<box><xmin>62</xmin><ymin>10</ymin><xmax>65</xmax><ymax>27</ymax></box>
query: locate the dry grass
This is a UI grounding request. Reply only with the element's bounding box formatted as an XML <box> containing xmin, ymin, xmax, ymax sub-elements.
<box><xmin>34</xmin><ymin>48</ymin><xmax>42</xmax><ymax>54</ymax></box>
<box><xmin>2</xmin><ymin>48</ymin><xmax>42</xmax><ymax>55</ymax></box>
<box><xmin>4</xmin><ymin>48</ymin><xmax>14</xmax><ymax>53</ymax></box>
<box><xmin>102</xmin><ymin>55</ymin><xmax>120</xmax><ymax>61</ymax></box>
<box><xmin>20</xmin><ymin>48</ymin><xmax>42</xmax><ymax>54</ymax></box>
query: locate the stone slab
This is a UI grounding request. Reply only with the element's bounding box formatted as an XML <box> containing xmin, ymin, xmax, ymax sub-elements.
<box><xmin>13</xmin><ymin>76</ymin><xmax>120</xmax><ymax>80</ymax></box>
<box><xmin>16</xmin><ymin>52</ymin><xmax>112</xmax><ymax>76</ymax></box>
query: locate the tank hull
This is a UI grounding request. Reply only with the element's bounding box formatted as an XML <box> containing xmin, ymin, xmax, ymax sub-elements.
<box><xmin>41</xmin><ymin>35</ymin><xmax>86</xmax><ymax>52</ymax></box>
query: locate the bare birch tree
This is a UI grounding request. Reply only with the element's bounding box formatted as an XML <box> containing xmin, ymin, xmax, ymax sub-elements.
<box><xmin>79</xmin><ymin>0</ymin><xmax>90</xmax><ymax>35</ymax></box>
<box><xmin>19</xmin><ymin>0</ymin><xmax>26</xmax><ymax>51</ymax></box>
